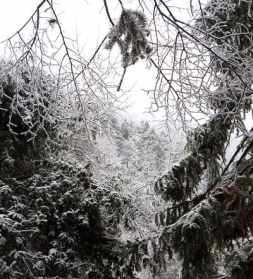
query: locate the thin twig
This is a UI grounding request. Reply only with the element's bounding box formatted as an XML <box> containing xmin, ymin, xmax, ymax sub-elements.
<box><xmin>103</xmin><ymin>0</ymin><xmax>115</xmax><ymax>26</ymax></box>
<box><xmin>46</xmin><ymin>0</ymin><xmax>92</xmax><ymax>143</ymax></box>
<box><xmin>154</xmin><ymin>0</ymin><xmax>253</xmax><ymax>94</ymax></box>
<box><xmin>0</xmin><ymin>0</ymin><xmax>47</xmax><ymax>44</ymax></box>
<box><xmin>118</xmin><ymin>0</ymin><xmax>124</xmax><ymax>9</ymax></box>
<box><xmin>117</xmin><ymin>66</ymin><xmax>127</xmax><ymax>91</ymax></box>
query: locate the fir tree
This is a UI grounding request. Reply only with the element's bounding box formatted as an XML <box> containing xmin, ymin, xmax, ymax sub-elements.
<box><xmin>148</xmin><ymin>1</ymin><xmax>253</xmax><ymax>278</ymax></box>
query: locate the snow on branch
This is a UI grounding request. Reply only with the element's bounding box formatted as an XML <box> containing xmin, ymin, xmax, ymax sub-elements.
<box><xmin>155</xmin><ymin>114</ymin><xmax>231</xmax><ymax>203</ymax></box>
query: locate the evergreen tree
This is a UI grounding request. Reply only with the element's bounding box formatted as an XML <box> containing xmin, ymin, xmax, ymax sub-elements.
<box><xmin>147</xmin><ymin>1</ymin><xmax>253</xmax><ymax>278</ymax></box>
<box><xmin>0</xmin><ymin>62</ymin><xmax>139</xmax><ymax>279</ymax></box>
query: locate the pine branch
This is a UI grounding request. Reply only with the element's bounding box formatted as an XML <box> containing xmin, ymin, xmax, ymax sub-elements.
<box><xmin>155</xmin><ymin>127</ymin><xmax>253</xmax><ymax>227</ymax></box>
<box><xmin>155</xmin><ymin>115</ymin><xmax>231</xmax><ymax>202</ymax></box>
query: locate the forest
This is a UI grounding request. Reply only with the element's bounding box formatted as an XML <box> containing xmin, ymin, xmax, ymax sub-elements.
<box><xmin>0</xmin><ymin>0</ymin><xmax>253</xmax><ymax>278</ymax></box>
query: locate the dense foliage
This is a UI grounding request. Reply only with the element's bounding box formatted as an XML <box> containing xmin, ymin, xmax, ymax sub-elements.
<box><xmin>0</xmin><ymin>60</ymin><xmax>179</xmax><ymax>279</ymax></box>
<box><xmin>0</xmin><ymin>65</ymin><xmax>136</xmax><ymax>279</ymax></box>
<box><xmin>0</xmin><ymin>157</ymin><xmax>143</xmax><ymax>279</ymax></box>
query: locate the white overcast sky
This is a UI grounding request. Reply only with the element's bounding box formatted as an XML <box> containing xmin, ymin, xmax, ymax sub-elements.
<box><xmin>0</xmin><ymin>0</ymin><xmax>193</xmax><ymax>122</ymax></box>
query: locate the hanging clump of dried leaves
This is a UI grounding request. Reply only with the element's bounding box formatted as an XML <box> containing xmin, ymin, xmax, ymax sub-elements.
<box><xmin>105</xmin><ymin>9</ymin><xmax>152</xmax><ymax>68</ymax></box>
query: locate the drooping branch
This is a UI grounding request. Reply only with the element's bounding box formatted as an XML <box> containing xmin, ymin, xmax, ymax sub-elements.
<box><xmin>103</xmin><ymin>0</ymin><xmax>115</xmax><ymax>26</ymax></box>
<box><xmin>161</xmin><ymin>171</ymin><xmax>253</xmax><ymax>279</ymax></box>
<box><xmin>155</xmin><ymin>114</ymin><xmax>231</xmax><ymax>203</ymax></box>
